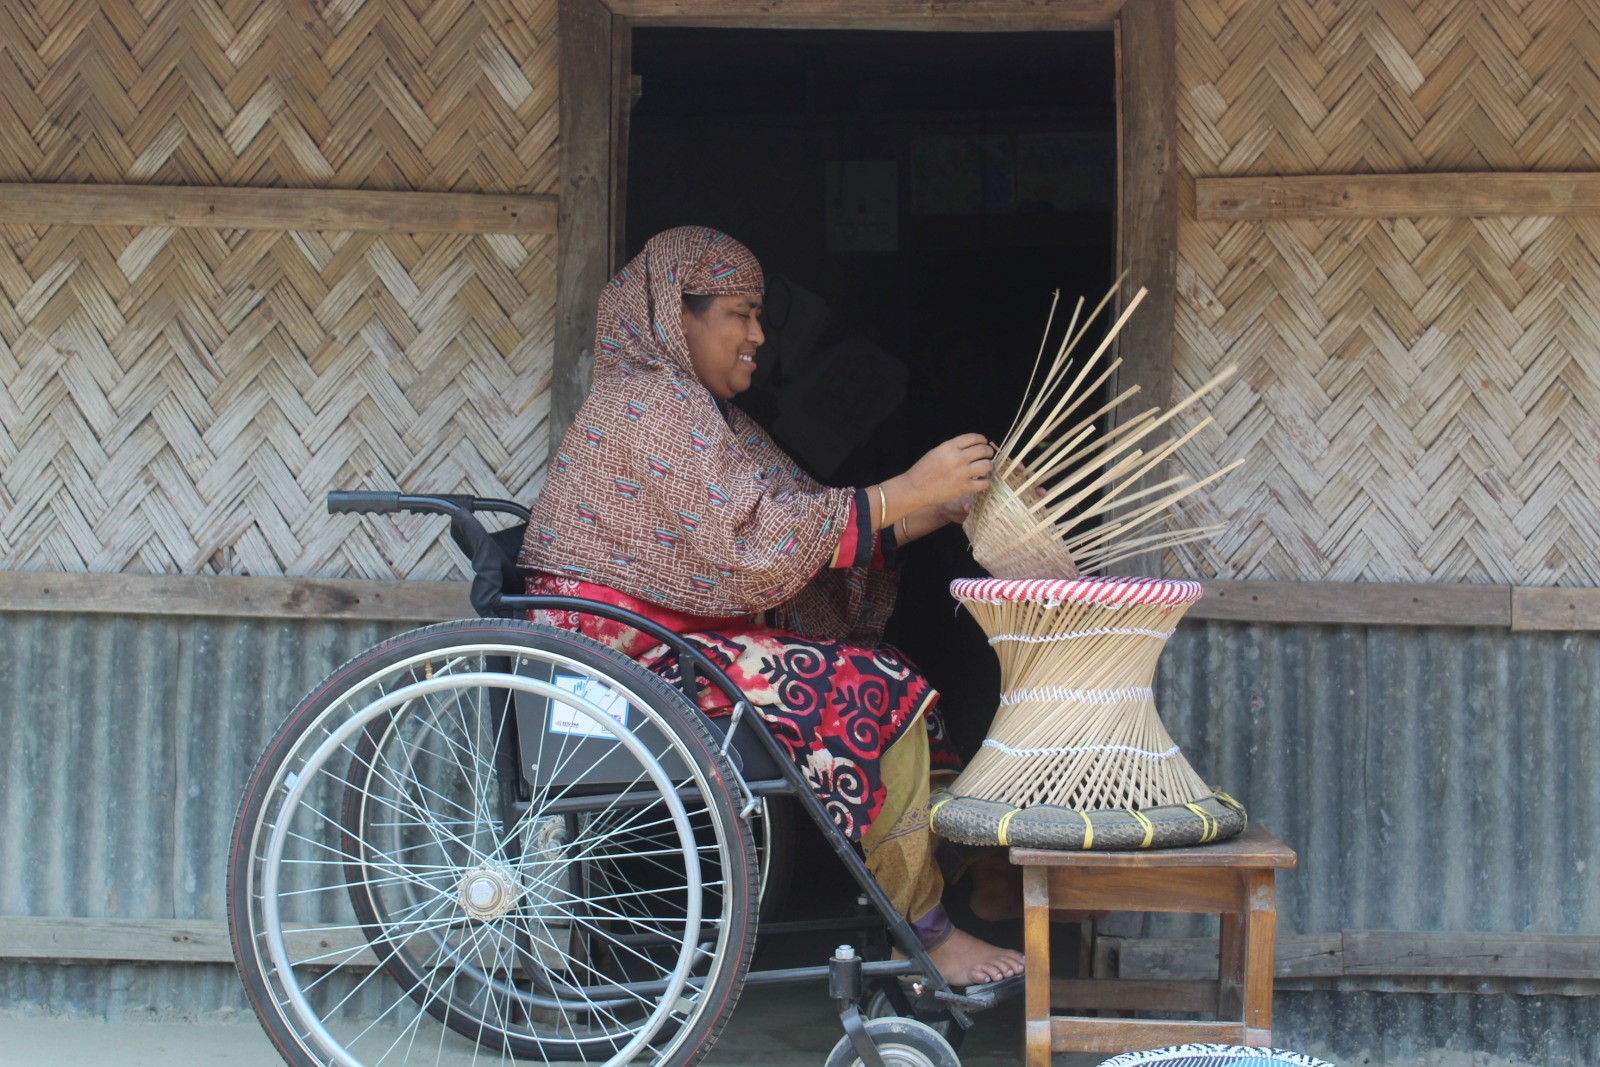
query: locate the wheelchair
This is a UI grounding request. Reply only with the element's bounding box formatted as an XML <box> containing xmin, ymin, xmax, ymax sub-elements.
<box><xmin>227</xmin><ymin>491</ymin><xmax>1023</xmax><ymax>1067</ymax></box>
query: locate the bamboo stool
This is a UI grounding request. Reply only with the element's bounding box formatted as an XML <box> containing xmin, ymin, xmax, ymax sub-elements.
<box><xmin>1012</xmin><ymin>822</ymin><xmax>1297</xmax><ymax>1064</ymax></box>
<box><xmin>931</xmin><ymin>576</ymin><xmax>1246</xmax><ymax>850</ymax></box>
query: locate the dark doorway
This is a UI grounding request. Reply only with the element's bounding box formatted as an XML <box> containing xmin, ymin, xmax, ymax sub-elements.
<box><xmin>625</xmin><ymin>30</ymin><xmax>1116</xmax><ymax>920</ymax></box>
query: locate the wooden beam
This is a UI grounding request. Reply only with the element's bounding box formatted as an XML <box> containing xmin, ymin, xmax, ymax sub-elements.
<box><xmin>1511</xmin><ymin>587</ymin><xmax>1600</xmax><ymax>631</ymax></box>
<box><xmin>1195</xmin><ymin>172</ymin><xmax>1600</xmax><ymax>221</ymax></box>
<box><xmin>602</xmin><ymin>0</ymin><xmax>1124</xmax><ymax>30</ymax></box>
<box><xmin>1052</xmin><ymin>1016</ymin><xmax>1245</xmax><ymax>1054</ymax></box>
<box><xmin>1049</xmin><ymin>976</ymin><xmax>1219</xmax><ymax>1013</ymax></box>
<box><xmin>0</xmin><ymin>183</ymin><xmax>555</xmax><ymax>233</ymax></box>
<box><xmin>1343</xmin><ymin>931</ymin><xmax>1600</xmax><ymax>981</ymax></box>
<box><xmin>5</xmin><ymin>572</ymin><xmax>1596</xmax><ymax>629</ymax></box>
<box><xmin>1188</xmin><ymin>580</ymin><xmax>1512</xmax><ymax>628</ymax></box>
<box><xmin>1110</xmin><ymin>0</ymin><xmax>1177</xmax><ymax>577</ymax></box>
<box><xmin>0</xmin><ymin>571</ymin><xmax>468</xmax><ymax>622</ymax></box>
<box><xmin>555</xmin><ymin>0</ymin><xmax>616</xmax><ymax>448</ymax></box>
<box><xmin>1116</xmin><ymin>931</ymin><xmax>1600</xmax><ymax>983</ymax></box>
<box><xmin>6</xmin><ymin>916</ymin><xmax>1591</xmax><ymax>989</ymax></box>
<box><xmin>0</xmin><ymin>916</ymin><xmax>373</xmax><ymax>968</ymax></box>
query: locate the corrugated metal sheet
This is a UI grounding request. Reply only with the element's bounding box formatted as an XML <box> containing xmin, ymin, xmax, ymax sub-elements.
<box><xmin>1156</xmin><ymin>623</ymin><xmax>1598</xmax><ymax>941</ymax></box>
<box><xmin>1153</xmin><ymin>621</ymin><xmax>1600</xmax><ymax>1067</ymax></box>
<box><xmin>0</xmin><ymin>611</ymin><xmax>406</xmax><ymax>1021</ymax></box>
<box><xmin>1</xmin><ymin>613</ymin><xmax>1596</xmax><ymax>1063</ymax></box>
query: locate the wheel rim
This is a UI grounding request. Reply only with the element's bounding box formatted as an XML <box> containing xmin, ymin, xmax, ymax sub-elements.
<box><xmin>877</xmin><ymin>1043</ymin><xmax>944</xmax><ymax>1067</ymax></box>
<box><xmin>239</xmin><ymin>639</ymin><xmax>746</xmax><ymax>1065</ymax></box>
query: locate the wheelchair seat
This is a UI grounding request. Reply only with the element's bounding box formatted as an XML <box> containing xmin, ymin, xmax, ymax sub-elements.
<box><xmin>443</xmin><ymin>498</ymin><xmax>786</xmax><ymax>785</ymax></box>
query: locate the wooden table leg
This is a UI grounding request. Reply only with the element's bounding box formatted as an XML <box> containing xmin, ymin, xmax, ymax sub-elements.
<box><xmin>1242</xmin><ymin>869</ymin><xmax>1277</xmax><ymax>1045</ymax></box>
<box><xmin>1218</xmin><ymin>907</ymin><xmax>1244</xmax><ymax>1021</ymax></box>
<box><xmin>1023</xmin><ymin>866</ymin><xmax>1052</xmax><ymax>1067</ymax></box>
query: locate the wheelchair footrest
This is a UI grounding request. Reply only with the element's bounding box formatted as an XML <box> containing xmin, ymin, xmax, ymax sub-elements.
<box><xmin>933</xmin><ymin>972</ymin><xmax>1026</xmax><ymax>1011</ymax></box>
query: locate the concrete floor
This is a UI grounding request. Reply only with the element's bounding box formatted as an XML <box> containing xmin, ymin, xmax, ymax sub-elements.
<box><xmin>0</xmin><ymin>987</ymin><xmax>1103</xmax><ymax>1066</ymax></box>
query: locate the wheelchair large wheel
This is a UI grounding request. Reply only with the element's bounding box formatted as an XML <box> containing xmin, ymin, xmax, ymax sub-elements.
<box><xmin>228</xmin><ymin>619</ymin><xmax>758</xmax><ymax>1066</ymax></box>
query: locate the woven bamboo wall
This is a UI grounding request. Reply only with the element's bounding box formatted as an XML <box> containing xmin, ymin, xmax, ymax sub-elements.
<box><xmin>1171</xmin><ymin>0</ymin><xmax>1600</xmax><ymax>586</ymax></box>
<box><xmin>0</xmin><ymin>0</ymin><xmax>558</xmax><ymax>579</ymax></box>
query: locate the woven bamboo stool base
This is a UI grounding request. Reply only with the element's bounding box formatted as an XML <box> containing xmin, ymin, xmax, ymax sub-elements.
<box><xmin>931</xmin><ymin>790</ymin><xmax>1246</xmax><ymax>851</ymax></box>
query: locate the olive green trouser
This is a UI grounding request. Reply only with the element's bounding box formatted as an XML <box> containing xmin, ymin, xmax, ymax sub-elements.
<box><xmin>858</xmin><ymin>712</ymin><xmax>945</xmax><ymax>927</ymax></box>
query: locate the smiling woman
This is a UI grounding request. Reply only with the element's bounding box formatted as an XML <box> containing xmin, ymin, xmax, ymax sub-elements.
<box><xmin>517</xmin><ymin>225</ymin><xmax>1025</xmax><ymax>986</ymax></box>
<box><xmin>681</xmin><ymin>291</ymin><xmax>766</xmax><ymax>400</ymax></box>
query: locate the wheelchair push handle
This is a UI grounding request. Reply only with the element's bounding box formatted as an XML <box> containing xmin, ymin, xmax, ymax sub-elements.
<box><xmin>327</xmin><ymin>491</ymin><xmax>530</xmax><ymax>522</ymax></box>
<box><xmin>328</xmin><ymin>490</ymin><xmax>403</xmax><ymax>514</ymax></box>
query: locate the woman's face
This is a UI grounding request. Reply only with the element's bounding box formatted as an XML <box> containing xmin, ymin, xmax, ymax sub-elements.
<box><xmin>681</xmin><ymin>294</ymin><xmax>765</xmax><ymax>400</ymax></box>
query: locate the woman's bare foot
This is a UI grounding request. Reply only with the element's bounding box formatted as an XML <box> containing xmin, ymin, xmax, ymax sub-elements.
<box><xmin>923</xmin><ymin>927</ymin><xmax>1025</xmax><ymax>986</ymax></box>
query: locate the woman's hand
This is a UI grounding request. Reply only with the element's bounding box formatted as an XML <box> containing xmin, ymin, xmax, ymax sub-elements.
<box><xmin>902</xmin><ymin>433</ymin><xmax>994</xmax><ymax>509</ymax></box>
<box><xmin>935</xmin><ymin>493</ymin><xmax>977</xmax><ymax>525</ymax></box>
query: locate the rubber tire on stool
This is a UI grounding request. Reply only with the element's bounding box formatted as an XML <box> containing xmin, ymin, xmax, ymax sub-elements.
<box><xmin>824</xmin><ymin>1017</ymin><xmax>961</xmax><ymax>1067</ymax></box>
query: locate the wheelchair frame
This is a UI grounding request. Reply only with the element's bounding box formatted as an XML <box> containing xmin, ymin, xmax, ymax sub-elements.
<box><xmin>226</xmin><ymin>491</ymin><xmax>1020</xmax><ymax>1067</ymax></box>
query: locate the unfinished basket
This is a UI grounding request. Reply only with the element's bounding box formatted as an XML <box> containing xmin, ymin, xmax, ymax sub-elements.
<box><xmin>930</xmin><ymin>576</ymin><xmax>1246</xmax><ymax>850</ymax></box>
<box><xmin>964</xmin><ymin>282</ymin><xmax>1240</xmax><ymax>579</ymax></box>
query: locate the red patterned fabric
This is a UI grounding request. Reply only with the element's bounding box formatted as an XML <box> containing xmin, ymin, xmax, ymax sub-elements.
<box><xmin>527</xmin><ymin>573</ymin><xmax>963</xmax><ymax>841</ymax></box>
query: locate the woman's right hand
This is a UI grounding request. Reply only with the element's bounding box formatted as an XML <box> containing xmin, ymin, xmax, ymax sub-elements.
<box><xmin>901</xmin><ymin>433</ymin><xmax>994</xmax><ymax>508</ymax></box>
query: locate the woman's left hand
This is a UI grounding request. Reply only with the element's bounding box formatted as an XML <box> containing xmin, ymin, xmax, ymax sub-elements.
<box><xmin>935</xmin><ymin>494</ymin><xmax>976</xmax><ymax>525</ymax></box>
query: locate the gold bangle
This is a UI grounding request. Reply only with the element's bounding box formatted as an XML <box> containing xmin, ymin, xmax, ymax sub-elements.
<box><xmin>875</xmin><ymin>483</ymin><xmax>888</xmax><ymax>530</ymax></box>
<box><xmin>898</xmin><ymin>516</ymin><xmax>910</xmax><ymax>542</ymax></box>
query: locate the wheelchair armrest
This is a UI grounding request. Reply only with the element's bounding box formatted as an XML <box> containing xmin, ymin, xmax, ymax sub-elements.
<box><xmin>328</xmin><ymin>491</ymin><xmax>531</xmax><ymax>619</ymax></box>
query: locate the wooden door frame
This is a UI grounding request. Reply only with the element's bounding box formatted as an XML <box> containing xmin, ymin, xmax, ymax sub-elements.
<box><xmin>554</xmin><ymin>0</ymin><xmax>1176</xmax><ymax>451</ymax></box>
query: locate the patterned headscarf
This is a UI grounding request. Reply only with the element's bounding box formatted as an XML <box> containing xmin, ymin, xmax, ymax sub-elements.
<box><xmin>520</xmin><ymin>227</ymin><xmax>872</xmax><ymax>623</ymax></box>
<box><xmin>594</xmin><ymin>225</ymin><xmax>765</xmax><ymax>378</ymax></box>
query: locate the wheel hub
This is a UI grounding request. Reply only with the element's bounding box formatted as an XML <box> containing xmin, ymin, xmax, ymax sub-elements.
<box><xmin>458</xmin><ymin>864</ymin><xmax>520</xmax><ymax>921</ymax></box>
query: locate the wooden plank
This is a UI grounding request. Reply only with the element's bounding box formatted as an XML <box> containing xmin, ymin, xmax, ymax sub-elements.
<box><xmin>1052</xmin><ymin>1016</ymin><xmax>1243</xmax><ymax>1054</ymax></box>
<box><xmin>0</xmin><ymin>571</ymin><xmax>469</xmax><ymax>622</ymax></box>
<box><xmin>1195</xmin><ymin>173</ymin><xmax>1600</xmax><ymax>221</ymax></box>
<box><xmin>1049</xmin><ymin>976</ymin><xmax>1217</xmax><ymax>1013</ymax></box>
<box><xmin>611</xmin><ymin>17</ymin><xmax>636</xmax><ymax>270</ymax></box>
<box><xmin>1511</xmin><ymin>587</ymin><xmax>1600</xmax><ymax>631</ymax></box>
<box><xmin>7</xmin><ymin>572</ymin><xmax>1591</xmax><ymax>629</ymax></box>
<box><xmin>1110</xmin><ymin>0</ymin><xmax>1177</xmax><ymax>577</ymax></box>
<box><xmin>1115</xmin><ymin>933</ymin><xmax>1344</xmax><ymax>981</ymax></box>
<box><xmin>555</xmin><ymin>0</ymin><xmax>616</xmax><ymax>449</ymax></box>
<box><xmin>1024</xmin><ymin>866</ymin><xmax>1053</xmax><ymax>1067</ymax></box>
<box><xmin>1343</xmin><ymin>931</ymin><xmax>1600</xmax><ymax>981</ymax></box>
<box><xmin>1116</xmin><ymin>931</ymin><xmax>1600</xmax><ymax>982</ymax></box>
<box><xmin>1044</xmin><ymin>866</ymin><xmax>1244</xmax><ymax>915</ymax></box>
<box><xmin>0</xmin><ymin>183</ymin><xmax>555</xmax><ymax>234</ymax></box>
<box><xmin>0</xmin><ymin>916</ymin><xmax>372</xmax><ymax>968</ymax></box>
<box><xmin>1189</xmin><ymin>580</ymin><xmax>1512</xmax><ymax>627</ymax></box>
<box><xmin>604</xmin><ymin>0</ymin><xmax>1124</xmax><ymax>30</ymax></box>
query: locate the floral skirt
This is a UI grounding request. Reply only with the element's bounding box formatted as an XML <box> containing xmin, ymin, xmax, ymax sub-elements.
<box><xmin>526</xmin><ymin>573</ymin><xmax>961</xmax><ymax>841</ymax></box>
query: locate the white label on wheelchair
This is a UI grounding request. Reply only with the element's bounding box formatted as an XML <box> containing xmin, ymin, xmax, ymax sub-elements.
<box><xmin>547</xmin><ymin>673</ymin><xmax>631</xmax><ymax>738</ymax></box>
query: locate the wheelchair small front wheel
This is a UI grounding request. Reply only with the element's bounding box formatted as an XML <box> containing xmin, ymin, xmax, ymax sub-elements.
<box><xmin>227</xmin><ymin>618</ymin><xmax>758</xmax><ymax>1067</ymax></box>
<box><xmin>824</xmin><ymin>1017</ymin><xmax>961</xmax><ymax>1067</ymax></box>
<box><xmin>862</xmin><ymin>987</ymin><xmax>957</xmax><ymax>1045</ymax></box>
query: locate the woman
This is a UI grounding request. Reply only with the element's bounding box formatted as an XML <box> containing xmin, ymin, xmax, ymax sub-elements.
<box><xmin>519</xmin><ymin>226</ymin><xmax>1025</xmax><ymax>985</ymax></box>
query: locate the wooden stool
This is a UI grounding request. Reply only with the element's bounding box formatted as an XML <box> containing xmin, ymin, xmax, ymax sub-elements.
<box><xmin>1012</xmin><ymin>822</ymin><xmax>1297</xmax><ymax>1064</ymax></box>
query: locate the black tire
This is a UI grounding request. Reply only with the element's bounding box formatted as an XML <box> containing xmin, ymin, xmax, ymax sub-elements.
<box><xmin>824</xmin><ymin>1017</ymin><xmax>962</xmax><ymax>1067</ymax></box>
<box><xmin>227</xmin><ymin>619</ymin><xmax>759</xmax><ymax>1067</ymax></box>
<box><xmin>861</xmin><ymin>987</ymin><xmax>957</xmax><ymax>1044</ymax></box>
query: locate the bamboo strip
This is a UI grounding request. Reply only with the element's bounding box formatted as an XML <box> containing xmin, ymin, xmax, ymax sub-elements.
<box><xmin>966</xmin><ymin>278</ymin><xmax>1240</xmax><ymax>579</ymax></box>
